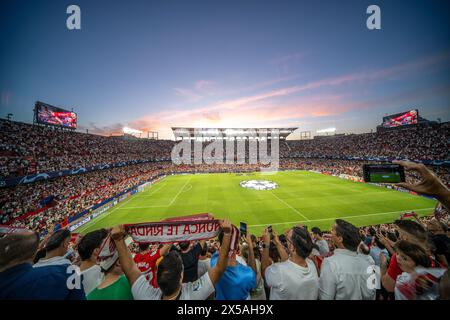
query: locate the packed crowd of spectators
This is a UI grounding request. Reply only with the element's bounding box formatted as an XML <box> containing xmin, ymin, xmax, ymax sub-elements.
<box><xmin>283</xmin><ymin>122</ymin><xmax>450</xmax><ymax>161</ymax></box>
<box><xmin>1</xmin><ymin>160</ymin><xmax>449</xmax><ymax>300</ymax></box>
<box><xmin>0</xmin><ymin>162</ymin><xmax>172</xmax><ymax>233</ymax></box>
<box><xmin>1</xmin><ymin>119</ymin><xmax>449</xmax><ymax>178</ymax></box>
<box><xmin>0</xmin><ymin>119</ymin><xmax>175</xmax><ymax>177</ymax></box>
<box><xmin>280</xmin><ymin>158</ymin><xmax>450</xmax><ymax>187</ymax></box>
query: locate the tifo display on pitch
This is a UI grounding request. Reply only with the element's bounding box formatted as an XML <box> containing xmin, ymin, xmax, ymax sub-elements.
<box><xmin>77</xmin><ymin>170</ymin><xmax>436</xmax><ymax>235</ymax></box>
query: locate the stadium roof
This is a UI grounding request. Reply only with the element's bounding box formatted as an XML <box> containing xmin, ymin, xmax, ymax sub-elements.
<box><xmin>171</xmin><ymin>127</ymin><xmax>297</xmax><ymax>140</ymax></box>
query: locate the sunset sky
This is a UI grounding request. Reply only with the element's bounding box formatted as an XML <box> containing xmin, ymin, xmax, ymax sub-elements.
<box><xmin>1</xmin><ymin>0</ymin><xmax>449</xmax><ymax>139</ymax></box>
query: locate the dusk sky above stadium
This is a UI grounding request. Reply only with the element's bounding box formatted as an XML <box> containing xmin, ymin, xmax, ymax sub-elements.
<box><xmin>1</xmin><ymin>0</ymin><xmax>449</xmax><ymax>139</ymax></box>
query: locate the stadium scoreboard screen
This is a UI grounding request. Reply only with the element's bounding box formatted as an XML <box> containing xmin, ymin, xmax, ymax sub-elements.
<box><xmin>382</xmin><ymin>109</ymin><xmax>418</xmax><ymax>128</ymax></box>
<box><xmin>35</xmin><ymin>101</ymin><xmax>77</xmax><ymax>129</ymax></box>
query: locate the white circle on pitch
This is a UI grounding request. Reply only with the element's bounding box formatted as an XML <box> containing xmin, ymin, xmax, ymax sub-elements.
<box><xmin>240</xmin><ymin>180</ymin><xmax>278</xmax><ymax>190</ymax></box>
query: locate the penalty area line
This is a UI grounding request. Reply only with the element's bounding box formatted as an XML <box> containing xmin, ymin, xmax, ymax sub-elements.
<box><xmin>270</xmin><ymin>192</ymin><xmax>310</xmax><ymax>221</ymax></box>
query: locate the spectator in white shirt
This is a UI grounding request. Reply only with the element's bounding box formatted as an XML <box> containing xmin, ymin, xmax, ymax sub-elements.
<box><xmin>77</xmin><ymin>229</ymin><xmax>108</xmax><ymax>295</ymax></box>
<box><xmin>110</xmin><ymin>221</ymin><xmax>232</xmax><ymax>300</ymax></box>
<box><xmin>319</xmin><ymin>219</ymin><xmax>376</xmax><ymax>300</ymax></box>
<box><xmin>311</xmin><ymin>227</ymin><xmax>330</xmax><ymax>255</ymax></box>
<box><xmin>262</xmin><ymin>226</ymin><xmax>319</xmax><ymax>300</ymax></box>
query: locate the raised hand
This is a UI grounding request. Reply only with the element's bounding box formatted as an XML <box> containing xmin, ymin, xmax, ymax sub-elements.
<box><xmin>111</xmin><ymin>224</ymin><xmax>127</xmax><ymax>241</ymax></box>
<box><xmin>220</xmin><ymin>219</ymin><xmax>232</xmax><ymax>234</ymax></box>
<box><xmin>262</xmin><ymin>228</ymin><xmax>271</xmax><ymax>246</ymax></box>
<box><xmin>393</xmin><ymin>160</ymin><xmax>450</xmax><ymax>200</ymax></box>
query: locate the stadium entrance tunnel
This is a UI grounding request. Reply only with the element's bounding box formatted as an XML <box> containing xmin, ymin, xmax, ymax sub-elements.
<box><xmin>240</xmin><ymin>180</ymin><xmax>278</xmax><ymax>190</ymax></box>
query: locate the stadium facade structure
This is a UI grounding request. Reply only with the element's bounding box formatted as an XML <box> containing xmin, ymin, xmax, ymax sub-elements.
<box><xmin>171</xmin><ymin>127</ymin><xmax>297</xmax><ymax>141</ymax></box>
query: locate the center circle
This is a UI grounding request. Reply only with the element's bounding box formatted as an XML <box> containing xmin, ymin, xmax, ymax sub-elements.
<box><xmin>240</xmin><ymin>180</ymin><xmax>278</xmax><ymax>190</ymax></box>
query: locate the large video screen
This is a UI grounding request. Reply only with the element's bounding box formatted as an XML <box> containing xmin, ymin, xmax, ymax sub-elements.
<box><xmin>382</xmin><ymin>109</ymin><xmax>418</xmax><ymax>128</ymax></box>
<box><xmin>36</xmin><ymin>101</ymin><xmax>77</xmax><ymax>129</ymax></box>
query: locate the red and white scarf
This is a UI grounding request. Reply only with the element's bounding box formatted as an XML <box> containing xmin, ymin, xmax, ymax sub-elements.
<box><xmin>98</xmin><ymin>213</ymin><xmax>240</xmax><ymax>261</ymax></box>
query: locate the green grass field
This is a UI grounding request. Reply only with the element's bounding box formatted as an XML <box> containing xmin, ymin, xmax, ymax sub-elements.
<box><xmin>77</xmin><ymin>170</ymin><xmax>436</xmax><ymax>235</ymax></box>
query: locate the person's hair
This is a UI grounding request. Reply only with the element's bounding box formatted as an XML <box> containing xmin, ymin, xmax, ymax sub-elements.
<box><xmin>429</xmin><ymin>220</ymin><xmax>447</xmax><ymax>233</ymax></box>
<box><xmin>368</xmin><ymin>227</ymin><xmax>377</xmax><ymax>237</ymax></box>
<box><xmin>395</xmin><ymin>220</ymin><xmax>427</xmax><ymax>243</ymax></box>
<box><xmin>311</xmin><ymin>227</ymin><xmax>322</xmax><ymax>237</ymax></box>
<box><xmin>33</xmin><ymin>248</ymin><xmax>47</xmax><ymax>264</ymax></box>
<box><xmin>45</xmin><ymin>229</ymin><xmax>71</xmax><ymax>252</ymax></box>
<box><xmin>138</xmin><ymin>242</ymin><xmax>150</xmax><ymax>252</ymax></box>
<box><xmin>179</xmin><ymin>241</ymin><xmax>190</xmax><ymax>251</ymax></box>
<box><xmin>157</xmin><ymin>251</ymin><xmax>183</xmax><ymax>297</ymax></box>
<box><xmin>290</xmin><ymin>226</ymin><xmax>314</xmax><ymax>259</ymax></box>
<box><xmin>250</xmin><ymin>234</ymin><xmax>257</xmax><ymax>243</ymax></box>
<box><xmin>394</xmin><ymin>240</ymin><xmax>430</xmax><ymax>268</ymax></box>
<box><xmin>0</xmin><ymin>232</ymin><xmax>39</xmax><ymax>269</ymax></box>
<box><xmin>374</xmin><ymin>236</ymin><xmax>386</xmax><ymax>250</ymax></box>
<box><xmin>335</xmin><ymin>219</ymin><xmax>361</xmax><ymax>252</ymax></box>
<box><xmin>269</xmin><ymin>242</ymin><xmax>281</xmax><ymax>263</ymax></box>
<box><xmin>77</xmin><ymin>229</ymin><xmax>108</xmax><ymax>261</ymax></box>
<box><xmin>240</xmin><ymin>243</ymin><xmax>249</xmax><ymax>261</ymax></box>
<box><xmin>394</xmin><ymin>229</ymin><xmax>400</xmax><ymax>239</ymax></box>
<box><xmin>387</xmin><ymin>231</ymin><xmax>398</xmax><ymax>243</ymax></box>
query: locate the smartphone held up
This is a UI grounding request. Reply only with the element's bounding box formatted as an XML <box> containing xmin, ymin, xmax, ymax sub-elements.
<box><xmin>363</xmin><ymin>164</ymin><xmax>405</xmax><ymax>184</ymax></box>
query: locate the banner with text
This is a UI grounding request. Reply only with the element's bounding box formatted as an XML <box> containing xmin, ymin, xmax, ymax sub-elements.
<box><xmin>125</xmin><ymin>213</ymin><xmax>221</xmax><ymax>243</ymax></box>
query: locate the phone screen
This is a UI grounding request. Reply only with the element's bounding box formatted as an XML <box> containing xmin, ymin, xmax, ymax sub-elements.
<box><xmin>363</xmin><ymin>164</ymin><xmax>405</xmax><ymax>183</ymax></box>
<box><xmin>240</xmin><ymin>222</ymin><xmax>247</xmax><ymax>237</ymax></box>
<box><xmin>267</xmin><ymin>225</ymin><xmax>274</xmax><ymax>239</ymax></box>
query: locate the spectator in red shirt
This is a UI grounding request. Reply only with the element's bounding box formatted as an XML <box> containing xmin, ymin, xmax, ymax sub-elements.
<box><xmin>380</xmin><ymin>219</ymin><xmax>429</xmax><ymax>292</ymax></box>
<box><xmin>133</xmin><ymin>242</ymin><xmax>171</xmax><ymax>288</ymax></box>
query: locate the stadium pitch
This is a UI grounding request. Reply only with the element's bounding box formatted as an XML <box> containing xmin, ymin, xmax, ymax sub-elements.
<box><xmin>77</xmin><ymin>170</ymin><xmax>436</xmax><ymax>235</ymax></box>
